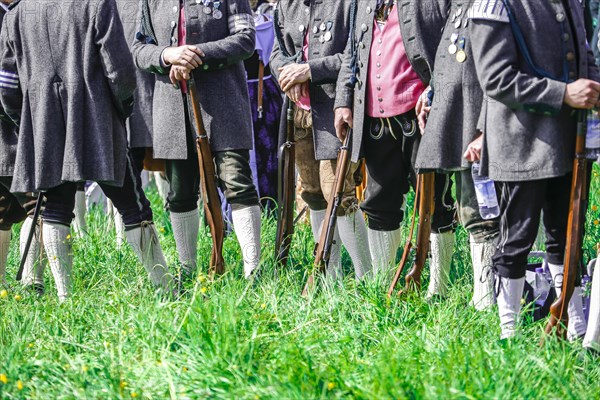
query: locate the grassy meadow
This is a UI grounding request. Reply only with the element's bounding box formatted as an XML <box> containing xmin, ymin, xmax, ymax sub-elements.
<box><xmin>0</xmin><ymin>164</ymin><xmax>599</xmax><ymax>399</ymax></box>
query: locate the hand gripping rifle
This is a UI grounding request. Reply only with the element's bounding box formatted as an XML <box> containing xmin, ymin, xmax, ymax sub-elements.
<box><xmin>186</xmin><ymin>78</ymin><xmax>225</xmax><ymax>276</ymax></box>
<box><xmin>273</xmin><ymin>7</ymin><xmax>301</xmax><ymax>268</ymax></box>
<box><xmin>302</xmin><ymin>131</ymin><xmax>353</xmax><ymax>296</ymax></box>
<box><xmin>544</xmin><ymin>110</ymin><xmax>590</xmax><ymax>338</ymax></box>
<box><xmin>387</xmin><ymin>172</ymin><xmax>435</xmax><ymax>297</ymax></box>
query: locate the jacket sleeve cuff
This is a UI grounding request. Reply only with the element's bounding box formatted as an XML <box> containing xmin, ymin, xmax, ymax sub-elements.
<box><xmin>144</xmin><ymin>45</ymin><xmax>169</xmax><ymax>75</ymax></box>
<box><xmin>334</xmin><ymin>88</ymin><xmax>354</xmax><ymax>109</ymax></box>
<box><xmin>522</xmin><ymin>80</ymin><xmax>566</xmax><ymax>116</ymax></box>
<box><xmin>307</xmin><ymin>59</ymin><xmax>327</xmax><ymax>85</ymax></box>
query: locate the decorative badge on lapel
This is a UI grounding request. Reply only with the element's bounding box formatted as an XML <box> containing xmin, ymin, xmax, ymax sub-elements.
<box><xmin>213</xmin><ymin>1</ymin><xmax>223</xmax><ymax>19</ymax></box>
<box><xmin>456</xmin><ymin>37</ymin><xmax>467</xmax><ymax>63</ymax></box>
<box><xmin>201</xmin><ymin>0</ymin><xmax>212</xmax><ymax>15</ymax></box>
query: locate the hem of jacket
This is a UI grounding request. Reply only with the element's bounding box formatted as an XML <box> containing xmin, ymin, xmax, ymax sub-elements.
<box><xmin>488</xmin><ymin>167</ymin><xmax>574</xmax><ymax>182</ymax></box>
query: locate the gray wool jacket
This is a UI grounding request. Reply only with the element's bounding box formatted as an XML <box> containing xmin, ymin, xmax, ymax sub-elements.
<box><xmin>270</xmin><ymin>0</ymin><xmax>354</xmax><ymax>161</ymax></box>
<box><xmin>469</xmin><ymin>0</ymin><xmax>600</xmax><ymax>181</ymax></box>
<box><xmin>334</xmin><ymin>0</ymin><xmax>448</xmax><ymax>162</ymax></box>
<box><xmin>0</xmin><ymin>6</ymin><xmax>17</xmax><ymax>178</ymax></box>
<box><xmin>131</xmin><ymin>0</ymin><xmax>256</xmax><ymax>160</ymax></box>
<box><xmin>416</xmin><ymin>0</ymin><xmax>485</xmax><ymax>173</ymax></box>
<box><xmin>0</xmin><ymin>0</ymin><xmax>136</xmax><ymax>193</ymax></box>
<box><xmin>117</xmin><ymin>0</ymin><xmax>155</xmax><ymax>149</ymax></box>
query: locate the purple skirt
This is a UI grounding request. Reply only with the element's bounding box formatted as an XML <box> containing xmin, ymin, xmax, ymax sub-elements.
<box><xmin>247</xmin><ymin>75</ymin><xmax>283</xmax><ymax>211</ymax></box>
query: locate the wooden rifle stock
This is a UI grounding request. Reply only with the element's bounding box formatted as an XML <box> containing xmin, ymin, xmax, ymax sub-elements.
<box><xmin>405</xmin><ymin>172</ymin><xmax>435</xmax><ymax>292</ymax></box>
<box><xmin>187</xmin><ymin>79</ymin><xmax>225</xmax><ymax>276</ymax></box>
<box><xmin>387</xmin><ymin>172</ymin><xmax>435</xmax><ymax>297</ymax></box>
<box><xmin>274</xmin><ymin>101</ymin><xmax>296</xmax><ymax>267</ymax></box>
<box><xmin>257</xmin><ymin>60</ymin><xmax>265</xmax><ymax>119</ymax></box>
<box><xmin>544</xmin><ymin>111</ymin><xmax>589</xmax><ymax>338</ymax></box>
<box><xmin>302</xmin><ymin>131</ymin><xmax>352</xmax><ymax>296</ymax></box>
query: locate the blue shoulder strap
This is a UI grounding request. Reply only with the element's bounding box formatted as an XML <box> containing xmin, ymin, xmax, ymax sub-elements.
<box><xmin>500</xmin><ymin>0</ymin><xmax>570</xmax><ymax>82</ymax></box>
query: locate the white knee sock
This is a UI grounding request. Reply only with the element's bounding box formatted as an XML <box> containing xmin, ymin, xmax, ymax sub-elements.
<box><xmin>583</xmin><ymin>266</ymin><xmax>600</xmax><ymax>351</ymax></box>
<box><xmin>125</xmin><ymin>222</ymin><xmax>173</xmax><ymax>292</ymax></box>
<box><xmin>112</xmin><ymin>203</ymin><xmax>125</xmax><ymax>250</ymax></box>
<box><xmin>231</xmin><ymin>205</ymin><xmax>261</xmax><ymax>278</ymax></box>
<box><xmin>497</xmin><ymin>276</ymin><xmax>525</xmax><ymax>339</ymax></box>
<box><xmin>368</xmin><ymin>228</ymin><xmax>402</xmax><ymax>275</ymax></box>
<box><xmin>338</xmin><ymin>211</ymin><xmax>372</xmax><ymax>280</ymax></box>
<box><xmin>43</xmin><ymin>222</ymin><xmax>73</xmax><ymax>302</ymax></box>
<box><xmin>170</xmin><ymin>209</ymin><xmax>199</xmax><ymax>276</ymax></box>
<box><xmin>427</xmin><ymin>231</ymin><xmax>455</xmax><ymax>298</ymax></box>
<box><xmin>154</xmin><ymin>172</ymin><xmax>170</xmax><ymax>205</ymax></box>
<box><xmin>72</xmin><ymin>190</ymin><xmax>87</xmax><ymax>238</ymax></box>
<box><xmin>469</xmin><ymin>236</ymin><xmax>496</xmax><ymax>310</ymax></box>
<box><xmin>548</xmin><ymin>262</ymin><xmax>588</xmax><ymax>340</ymax></box>
<box><xmin>19</xmin><ymin>217</ymin><xmax>45</xmax><ymax>289</ymax></box>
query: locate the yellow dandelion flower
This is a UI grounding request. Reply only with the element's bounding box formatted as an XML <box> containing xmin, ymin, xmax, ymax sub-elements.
<box><xmin>159</xmin><ymin>227</ymin><xmax>165</xmax><ymax>233</ymax></box>
<box><xmin>14</xmin><ymin>294</ymin><xmax>21</xmax><ymax>301</ymax></box>
<box><xmin>0</xmin><ymin>289</ymin><xmax>8</xmax><ymax>299</ymax></box>
<box><xmin>594</xmin><ymin>220</ymin><xmax>600</xmax><ymax>226</ymax></box>
<box><xmin>327</xmin><ymin>382</ymin><xmax>335</xmax><ymax>390</ymax></box>
<box><xmin>182</xmin><ymin>366</ymin><xmax>188</xmax><ymax>372</ymax></box>
<box><xmin>131</xmin><ymin>392</ymin><xmax>138</xmax><ymax>398</ymax></box>
<box><xmin>197</xmin><ymin>275</ymin><xmax>206</xmax><ymax>283</ymax></box>
<box><xmin>104</xmin><ymin>341</ymin><xmax>111</xmax><ymax>348</ymax></box>
<box><xmin>0</xmin><ymin>374</ymin><xmax>7</xmax><ymax>384</ymax></box>
<box><xmin>66</xmin><ymin>234</ymin><xmax>71</xmax><ymax>240</ymax></box>
<box><xmin>16</xmin><ymin>380</ymin><xmax>23</xmax><ymax>390</ymax></box>
<box><xmin>28</xmin><ymin>343</ymin><xmax>34</xmax><ymax>348</ymax></box>
<box><xmin>120</xmin><ymin>381</ymin><xmax>127</xmax><ymax>389</ymax></box>
<box><xmin>592</xmin><ymin>205</ymin><xmax>598</xmax><ymax>212</ymax></box>
<box><xmin>200</xmin><ymin>287</ymin><xmax>207</xmax><ymax>294</ymax></box>
<box><xmin>260</xmin><ymin>303</ymin><xmax>266</xmax><ymax>309</ymax></box>
<box><xmin>82</xmin><ymin>366</ymin><xmax>89</xmax><ymax>373</ymax></box>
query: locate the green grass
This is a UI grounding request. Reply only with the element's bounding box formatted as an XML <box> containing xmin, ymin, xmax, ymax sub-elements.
<box><xmin>1</xmin><ymin>164</ymin><xmax>599</xmax><ymax>399</ymax></box>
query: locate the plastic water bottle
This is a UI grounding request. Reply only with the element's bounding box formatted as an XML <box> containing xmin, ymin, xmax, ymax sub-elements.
<box><xmin>586</xmin><ymin>110</ymin><xmax>600</xmax><ymax>162</ymax></box>
<box><xmin>582</xmin><ymin>275</ymin><xmax>592</xmax><ymax>322</ymax></box>
<box><xmin>471</xmin><ymin>162</ymin><xmax>500</xmax><ymax>220</ymax></box>
<box><xmin>534</xmin><ymin>266</ymin><xmax>549</xmax><ymax>306</ymax></box>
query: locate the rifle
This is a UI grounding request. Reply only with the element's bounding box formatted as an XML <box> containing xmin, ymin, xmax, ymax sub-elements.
<box><xmin>544</xmin><ymin>110</ymin><xmax>589</xmax><ymax>338</ymax></box>
<box><xmin>186</xmin><ymin>78</ymin><xmax>225</xmax><ymax>276</ymax></box>
<box><xmin>16</xmin><ymin>192</ymin><xmax>44</xmax><ymax>281</ymax></box>
<box><xmin>387</xmin><ymin>172</ymin><xmax>435</xmax><ymax>296</ymax></box>
<box><xmin>273</xmin><ymin>7</ymin><xmax>300</xmax><ymax>268</ymax></box>
<box><xmin>274</xmin><ymin>101</ymin><xmax>296</xmax><ymax>267</ymax></box>
<box><xmin>257</xmin><ymin>60</ymin><xmax>265</xmax><ymax>119</ymax></box>
<box><xmin>302</xmin><ymin>131</ymin><xmax>353</xmax><ymax>296</ymax></box>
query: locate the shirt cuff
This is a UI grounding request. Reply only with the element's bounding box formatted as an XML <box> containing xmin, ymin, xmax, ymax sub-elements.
<box><xmin>160</xmin><ymin>48</ymin><xmax>171</xmax><ymax>68</ymax></box>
